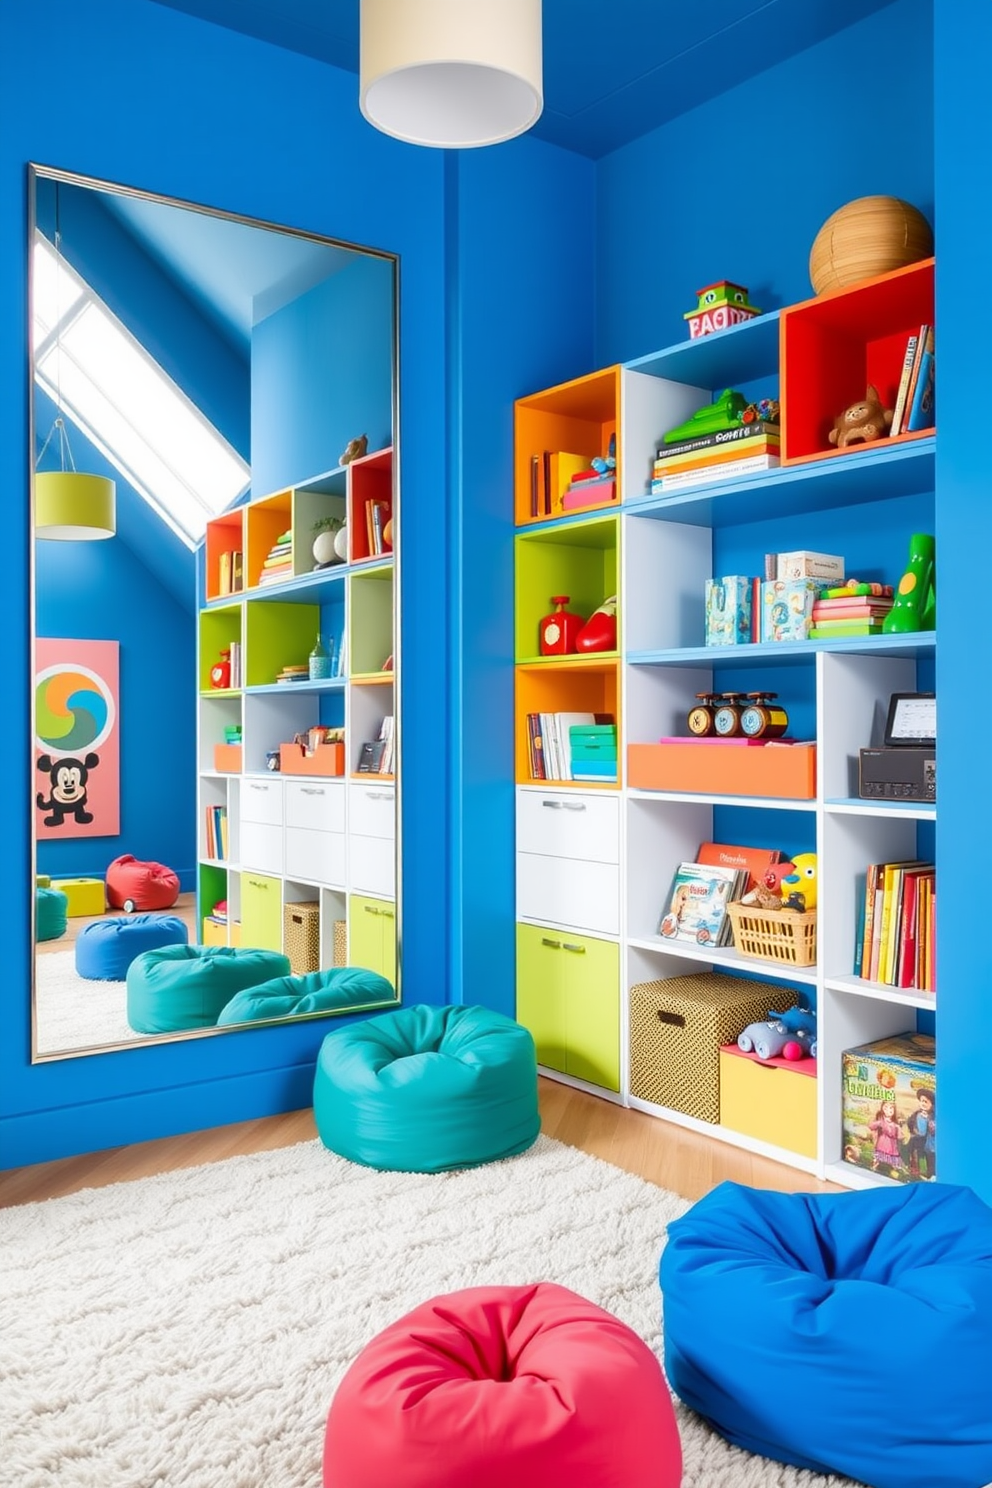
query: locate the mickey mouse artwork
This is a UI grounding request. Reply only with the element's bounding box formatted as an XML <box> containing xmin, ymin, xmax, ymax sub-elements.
<box><xmin>36</xmin><ymin>752</ymin><xmax>100</xmax><ymax>828</ymax></box>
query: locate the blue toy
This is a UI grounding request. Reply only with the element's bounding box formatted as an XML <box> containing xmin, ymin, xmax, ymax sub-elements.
<box><xmin>737</xmin><ymin>1003</ymin><xmax>816</xmax><ymax>1061</ymax></box>
<box><xmin>590</xmin><ymin>431</ymin><xmax>617</xmax><ymax>475</ymax></box>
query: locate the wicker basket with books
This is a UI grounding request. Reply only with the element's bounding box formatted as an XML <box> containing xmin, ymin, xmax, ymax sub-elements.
<box><xmin>726</xmin><ymin>901</ymin><xmax>817</xmax><ymax>967</ymax></box>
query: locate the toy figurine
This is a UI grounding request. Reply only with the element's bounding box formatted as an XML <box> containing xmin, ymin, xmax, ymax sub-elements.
<box><xmin>683</xmin><ymin>281</ymin><xmax>762</xmax><ymax>339</ymax></box>
<box><xmin>780</xmin><ymin>852</ymin><xmax>818</xmax><ymax>911</ymax></box>
<box><xmin>663</xmin><ymin>389</ymin><xmax>748</xmax><ymax>445</ymax></box>
<box><xmin>883</xmin><ymin>532</ymin><xmax>935</xmax><ymax>633</ymax></box>
<box><xmin>738</xmin><ymin>1003</ymin><xmax>816</xmax><ymax>1061</ymax></box>
<box><xmin>209</xmin><ymin>648</ymin><xmax>231</xmax><ymax>689</ymax></box>
<box><xmin>340</xmin><ymin>434</ymin><xmax>369</xmax><ymax>465</ymax></box>
<box><xmin>539</xmin><ymin>596</ymin><xmax>583</xmax><ymax>656</ymax></box>
<box><xmin>828</xmin><ymin>386</ymin><xmax>893</xmax><ymax>449</ymax></box>
<box><xmin>590</xmin><ymin>432</ymin><xmax>617</xmax><ymax>475</ymax></box>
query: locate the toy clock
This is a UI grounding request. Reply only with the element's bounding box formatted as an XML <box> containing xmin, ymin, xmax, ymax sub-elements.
<box><xmin>713</xmin><ymin>692</ymin><xmax>746</xmax><ymax>737</ymax></box>
<box><xmin>210</xmin><ymin>648</ymin><xmax>232</xmax><ymax>689</ymax></box>
<box><xmin>687</xmin><ymin>692</ymin><xmax>721</xmax><ymax>736</ymax></box>
<box><xmin>740</xmin><ymin>691</ymin><xmax>789</xmax><ymax>739</ymax></box>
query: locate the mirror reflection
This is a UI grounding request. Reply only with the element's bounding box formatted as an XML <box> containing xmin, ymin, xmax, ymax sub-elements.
<box><xmin>31</xmin><ymin>167</ymin><xmax>399</xmax><ymax>1060</ymax></box>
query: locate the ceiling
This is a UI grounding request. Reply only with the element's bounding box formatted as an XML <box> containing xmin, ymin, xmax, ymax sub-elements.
<box><xmin>149</xmin><ymin>0</ymin><xmax>898</xmax><ymax>159</ymax></box>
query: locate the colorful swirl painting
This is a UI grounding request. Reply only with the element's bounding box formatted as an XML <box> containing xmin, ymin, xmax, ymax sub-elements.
<box><xmin>35</xmin><ymin>640</ymin><xmax>119</xmax><ymax>839</ymax></box>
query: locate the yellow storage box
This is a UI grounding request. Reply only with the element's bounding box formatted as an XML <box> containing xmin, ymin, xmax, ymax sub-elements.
<box><xmin>201</xmin><ymin>917</ymin><xmax>228</xmax><ymax>947</ymax></box>
<box><xmin>719</xmin><ymin>1044</ymin><xmax>817</xmax><ymax>1158</ymax></box>
<box><xmin>51</xmin><ymin>876</ymin><xmax>105</xmax><ymax>918</ymax></box>
<box><xmin>229</xmin><ymin>920</ymin><xmax>242</xmax><ymax>947</ymax></box>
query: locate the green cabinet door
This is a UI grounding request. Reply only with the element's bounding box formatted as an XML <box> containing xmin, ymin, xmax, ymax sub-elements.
<box><xmin>349</xmin><ymin>894</ymin><xmax>396</xmax><ymax>985</ymax></box>
<box><xmin>560</xmin><ymin>932</ymin><xmax>620</xmax><ymax>1092</ymax></box>
<box><xmin>516</xmin><ymin>923</ymin><xmax>568</xmax><ymax>1075</ymax></box>
<box><xmin>241</xmin><ymin>872</ymin><xmax>283</xmax><ymax>952</ymax></box>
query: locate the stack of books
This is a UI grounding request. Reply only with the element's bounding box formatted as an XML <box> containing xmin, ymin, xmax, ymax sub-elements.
<box><xmin>258</xmin><ymin>529</ymin><xmax>293</xmax><ymax>585</ymax></box>
<box><xmin>275</xmin><ymin>664</ymin><xmax>309</xmax><ymax>685</ymax></box>
<box><xmin>226</xmin><ymin>641</ymin><xmax>243</xmax><ymax>689</ymax></box>
<box><xmin>217</xmin><ymin>549</ymin><xmax>244</xmax><ymax>596</ymax></box>
<box><xmin>652</xmin><ymin>419</ymin><xmax>780</xmax><ymax>493</ymax></box>
<box><xmin>204</xmin><ymin>805</ymin><xmax>228</xmax><ymax>861</ymax></box>
<box><xmin>657</xmin><ymin>858</ymin><xmax>751</xmax><ymax>947</ymax></box>
<box><xmin>561</xmin><ymin>468</ymin><xmax>616</xmax><ymax>512</ymax></box>
<box><xmin>855</xmin><ymin>859</ymin><xmax>935</xmax><ymax>991</ymax></box>
<box><xmin>364</xmin><ymin>497</ymin><xmax>393</xmax><ymax>556</ymax></box>
<box><xmin>525</xmin><ymin>712</ymin><xmax>616</xmax><ymax>781</ymax></box>
<box><xmin>890</xmin><ymin>323</ymin><xmax>936</xmax><ymax>436</ymax></box>
<box><xmin>808</xmin><ymin>582</ymin><xmax>894</xmax><ymax>638</ymax></box>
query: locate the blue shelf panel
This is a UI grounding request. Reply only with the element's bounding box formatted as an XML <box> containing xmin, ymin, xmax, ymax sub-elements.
<box><xmin>294</xmin><ymin>464</ymin><xmax>348</xmax><ymax>497</ymax></box>
<box><xmin>625</xmin><ymin>436</ymin><xmax>935</xmax><ymax>528</ymax></box>
<box><xmin>627</xmin><ymin>632</ymin><xmax>936</xmax><ymax>670</ymax></box>
<box><xmin>624</xmin><ymin>311</ymin><xmax>781</xmax><ymax>388</ymax></box>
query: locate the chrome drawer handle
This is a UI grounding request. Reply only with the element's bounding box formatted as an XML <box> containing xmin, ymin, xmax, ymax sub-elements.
<box><xmin>247</xmin><ymin>878</ymin><xmax>267</xmax><ymax>890</ymax></box>
<box><xmin>562</xmin><ymin>942</ymin><xmax>586</xmax><ymax>954</ymax></box>
<box><xmin>300</xmin><ymin>787</ymin><xmax>325</xmax><ymax>796</ymax></box>
<box><xmin>365</xmin><ymin>790</ymin><xmax>392</xmax><ymax>800</ymax></box>
<box><xmin>561</xmin><ymin>802</ymin><xmax>587</xmax><ymax>812</ymax></box>
<box><xmin>248</xmin><ymin>783</ymin><xmax>269</xmax><ymax>792</ymax></box>
<box><xmin>541</xmin><ymin>937</ymin><xmax>561</xmax><ymax>949</ymax></box>
<box><xmin>364</xmin><ymin>905</ymin><xmax>381</xmax><ymax>916</ymax></box>
<box><xmin>541</xmin><ymin>800</ymin><xmax>562</xmax><ymax>809</ymax></box>
<box><xmin>381</xmin><ymin>909</ymin><xmax>395</xmax><ymax>920</ymax></box>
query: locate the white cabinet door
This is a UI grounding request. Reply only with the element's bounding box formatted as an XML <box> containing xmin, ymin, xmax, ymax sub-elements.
<box><xmin>516</xmin><ymin>852</ymin><xmax>620</xmax><ymax>936</ymax></box>
<box><xmin>349</xmin><ymin>783</ymin><xmax>396</xmax><ymax>840</ymax></box>
<box><xmin>285</xmin><ymin>826</ymin><xmax>347</xmax><ymax>886</ymax></box>
<box><xmin>516</xmin><ymin>789</ymin><xmax>619</xmax><ymax>864</ymax></box>
<box><xmin>241</xmin><ymin>777</ymin><xmax>284</xmax><ymax>826</ymax></box>
<box><xmin>285</xmin><ymin>779</ymin><xmax>346</xmax><ymax>835</ymax></box>
<box><xmin>350</xmin><ymin>835</ymin><xmax>396</xmax><ymax>897</ymax></box>
<box><xmin>240</xmin><ymin>820</ymin><xmax>284</xmax><ymax>875</ymax></box>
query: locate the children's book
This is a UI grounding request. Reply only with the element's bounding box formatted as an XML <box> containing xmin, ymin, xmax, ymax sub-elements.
<box><xmin>695</xmin><ymin>841</ymin><xmax>784</xmax><ymax>893</ymax></box>
<box><xmin>658</xmin><ymin>861</ymin><xmax>747</xmax><ymax>947</ymax></box>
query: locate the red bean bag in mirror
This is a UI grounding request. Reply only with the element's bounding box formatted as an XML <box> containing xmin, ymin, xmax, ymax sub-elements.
<box><xmin>324</xmin><ymin>1282</ymin><xmax>682</xmax><ymax>1488</ymax></box>
<box><xmin>105</xmin><ymin>854</ymin><xmax>180</xmax><ymax>913</ymax></box>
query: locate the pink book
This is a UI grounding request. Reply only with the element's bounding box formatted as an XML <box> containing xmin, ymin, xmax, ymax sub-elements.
<box><xmin>561</xmin><ymin>478</ymin><xmax>616</xmax><ymax>512</ymax></box>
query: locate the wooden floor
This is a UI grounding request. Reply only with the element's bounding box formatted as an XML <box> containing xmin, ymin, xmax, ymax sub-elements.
<box><xmin>0</xmin><ymin>1076</ymin><xmax>840</xmax><ymax>1209</ymax></box>
<box><xmin>36</xmin><ymin>892</ymin><xmax>198</xmax><ymax>956</ymax></box>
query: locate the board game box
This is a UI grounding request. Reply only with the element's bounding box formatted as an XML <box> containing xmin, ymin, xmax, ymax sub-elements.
<box><xmin>841</xmin><ymin>1032</ymin><xmax>936</xmax><ymax>1182</ymax></box>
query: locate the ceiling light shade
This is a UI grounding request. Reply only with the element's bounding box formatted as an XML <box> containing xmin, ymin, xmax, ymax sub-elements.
<box><xmin>360</xmin><ymin>0</ymin><xmax>542</xmax><ymax>148</ymax></box>
<box><xmin>35</xmin><ymin>472</ymin><xmax>116</xmax><ymax>541</ymax></box>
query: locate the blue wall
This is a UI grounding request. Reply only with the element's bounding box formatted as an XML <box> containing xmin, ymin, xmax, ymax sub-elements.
<box><xmin>595</xmin><ymin>0</ymin><xmax>934</xmax><ymax>367</ymax></box>
<box><xmin>0</xmin><ymin>0</ymin><xmax>594</xmax><ymax>1168</ymax></box>
<box><xmin>252</xmin><ymin>253</ymin><xmax>394</xmax><ymax>493</ymax></box>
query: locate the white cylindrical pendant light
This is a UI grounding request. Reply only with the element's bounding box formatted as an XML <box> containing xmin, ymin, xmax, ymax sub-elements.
<box><xmin>35</xmin><ymin>472</ymin><xmax>116</xmax><ymax>540</ymax></box>
<box><xmin>360</xmin><ymin>0</ymin><xmax>543</xmax><ymax>149</ymax></box>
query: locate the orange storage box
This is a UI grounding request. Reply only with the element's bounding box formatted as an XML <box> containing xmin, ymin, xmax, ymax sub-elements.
<box><xmin>628</xmin><ymin>739</ymin><xmax>816</xmax><ymax>799</ymax></box>
<box><xmin>214</xmin><ymin>743</ymin><xmax>243</xmax><ymax>773</ymax></box>
<box><xmin>279</xmin><ymin>741</ymin><xmax>345</xmax><ymax>776</ymax></box>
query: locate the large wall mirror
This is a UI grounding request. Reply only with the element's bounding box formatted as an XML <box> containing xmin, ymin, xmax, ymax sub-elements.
<box><xmin>30</xmin><ymin>165</ymin><xmax>400</xmax><ymax>1061</ymax></box>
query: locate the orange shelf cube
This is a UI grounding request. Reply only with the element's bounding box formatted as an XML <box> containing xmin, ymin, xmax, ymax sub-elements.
<box><xmin>514</xmin><ymin>367</ymin><xmax>620</xmax><ymax>526</ymax></box>
<box><xmin>245</xmin><ymin>490</ymin><xmax>292</xmax><ymax>590</ymax></box>
<box><xmin>780</xmin><ymin>257</ymin><xmax>935</xmax><ymax>464</ymax></box>
<box><xmin>205</xmin><ymin>510</ymin><xmax>245</xmax><ymax>602</ymax></box>
<box><xmin>515</xmin><ymin>658</ymin><xmax>619</xmax><ymax>786</ymax></box>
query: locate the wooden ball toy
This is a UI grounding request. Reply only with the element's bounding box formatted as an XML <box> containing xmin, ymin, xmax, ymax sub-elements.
<box><xmin>809</xmin><ymin>195</ymin><xmax>933</xmax><ymax>296</ymax></box>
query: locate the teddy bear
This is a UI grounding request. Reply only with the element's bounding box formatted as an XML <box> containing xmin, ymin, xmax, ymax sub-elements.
<box><xmin>828</xmin><ymin>385</ymin><xmax>893</xmax><ymax>449</ymax></box>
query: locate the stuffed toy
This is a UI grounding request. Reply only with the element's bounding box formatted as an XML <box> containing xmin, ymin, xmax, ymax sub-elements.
<box><xmin>828</xmin><ymin>385</ymin><xmax>893</xmax><ymax>449</ymax></box>
<box><xmin>737</xmin><ymin>1004</ymin><xmax>817</xmax><ymax>1061</ymax></box>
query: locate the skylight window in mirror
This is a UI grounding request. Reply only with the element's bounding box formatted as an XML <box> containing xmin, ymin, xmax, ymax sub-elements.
<box><xmin>32</xmin><ymin>234</ymin><xmax>249</xmax><ymax>546</ymax></box>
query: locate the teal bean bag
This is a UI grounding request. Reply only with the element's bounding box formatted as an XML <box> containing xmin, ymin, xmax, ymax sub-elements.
<box><xmin>36</xmin><ymin>886</ymin><xmax>69</xmax><ymax>942</ymax></box>
<box><xmin>217</xmin><ymin>966</ymin><xmax>395</xmax><ymax>1027</ymax></box>
<box><xmin>313</xmin><ymin>1003</ymin><xmax>540</xmax><ymax>1173</ymax></box>
<box><xmin>126</xmin><ymin>944</ymin><xmax>291</xmax><ymax>1034</ymax></box>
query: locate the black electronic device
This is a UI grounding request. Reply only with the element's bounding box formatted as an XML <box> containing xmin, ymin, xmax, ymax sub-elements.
<box><xmin>859</xmin><ymin>691</ymin><xmax>936</xmax><ymax>802</ymax></box>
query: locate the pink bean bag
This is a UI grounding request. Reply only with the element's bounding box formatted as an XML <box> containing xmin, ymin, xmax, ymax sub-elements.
<box><xmin>324</xmin><ymin>1282</ymin><xmax>682</xmax><ymax>1488</ymax></box>
<box><xmin>105</xmin><ymin>854</ymin><xmax>180</xmax><ymax>913</ymax></box>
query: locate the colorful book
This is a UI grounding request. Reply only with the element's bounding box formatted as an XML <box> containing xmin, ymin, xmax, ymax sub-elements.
<box><xmin>905</xmin><ymin>338</ymin><xmax>935</xmax><ymax>432</ymax></box>
<box><xmin>658</xmin><ymin>420</ymin><xmax>780</xmax><ymax>460</ymax></box>
<box><xmin>562</xmin><ymin>476</ymin><xmax>616</xmax><ymax>512</ymax></box>
<box><xmin>658</xmin><ymin>861</ymin><xmax>747</xmax><ymax>948</ymax></box>
<box><xmin>820</xmin><ymin>582</ymin><xmax>893</xmax><ymax>600</ymax></box>
<box><xmin>809</xmin><ymin>622</ymin><xmax>885</xmax><ymax>637</ymax></box>
<box><xmin>900</xmin><ymin>323</ymin><xmax>930</xmax><ymax>432</ymax></box>
<box><xmin>695</xmin><ymin>840</ymin><xmax>784</xmax><ymax>894</ymax></box>
<box><xmin>810</xmin><ymin>604</ymin><xmax>892</xmax><ymax>622</ymax></box>
<box><xmin>890</xmin><ymin>332</ymin><xmax>919</xmax><ymax>436</ymax></box>
<box><xmin>654</xmin><ymin>437</ymin><xmax>780</xmax><ymax>474</ymax></box>
<box><xmin>655</xmin><ymin>454</ymin><xmax>780</xmax><ymax>490</ymax></box>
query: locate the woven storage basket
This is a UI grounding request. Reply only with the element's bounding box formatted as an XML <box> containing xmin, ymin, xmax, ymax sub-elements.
<box><xmin>629</xmin><ymin>973</ymin><xmax>789</xmax><ymax>1122</ymax></box>
<box><xmin>726</xmin><ymin>902</ymin><xmax>817</xmax><ymax>967</ymax></box>
<box><xmin>332</xmin><ymin>919</ymin><xmax>347</xmax><ymax>967</ymax></box>
<box><xmin>284</xmin><ymin>901</ymin><xmax>320</xmax><ymax>975</ymax></box>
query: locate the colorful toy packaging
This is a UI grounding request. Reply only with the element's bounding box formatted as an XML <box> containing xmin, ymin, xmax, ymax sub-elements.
<box><xmin>761</xmin><ymin>578</ymin><xmax>819</xmax><ymax>642</ymax></box>
<box><xmin>841</xmin><ymin>1032</ymin><xmax>936</xmax><ymax>1182</ymax></box>
<box><xmin>705</xmin><ymin>575</ymin><xmax>756</xmax><ymax>646</ymax></box>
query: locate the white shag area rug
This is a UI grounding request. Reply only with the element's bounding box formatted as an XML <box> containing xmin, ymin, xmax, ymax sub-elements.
<box><xmin>0</xmin><ymin>1134</ymin><xmax>857</xmax><ymax>1488</ymax></box>
<box><xmin>33</xmin><ymin>951</ymin><xmax>143</xmax><ymax>1055</ymax></box>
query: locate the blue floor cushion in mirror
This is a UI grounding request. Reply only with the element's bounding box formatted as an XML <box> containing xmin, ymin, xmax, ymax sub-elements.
<box><xmin>36</xmin><ymin>886</ymin><xmax>69</xmax><ymax>943</ymax></box>
<box><xmin>217</xmin><ymin>966</ymin><xmax>395</xmax><ymax>1026</ymax></box>
<box><xmin>126</xmin><ymin>944</ymin><xmax>291</xmax><ymax>1034</ymax></box>
<box><xmin>75</xmin><ymin>913</ymin><xmax>188</xmax><ymax>981</ymax></box>
<box><xmin>313</xmin><ymin>1003</ymin><xmax>540</xmax><ymax>1172</ymax></box>
<box><xmin>660</xmin><ymin>1180</ymin><xmax>992</xmax><ymax>1488</ymax></box>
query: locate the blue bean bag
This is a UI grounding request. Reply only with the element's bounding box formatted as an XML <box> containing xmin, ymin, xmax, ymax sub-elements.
<box><xmin>661</xmin><ymin>1180</ymin><xmax>992</xmax><ymax>1488</ymax></box>
<box><xmin>75</xmin><ymin>913</ymin><xmax>188</xmax><ymax>981</ymax></box>
<box><xmin>126</xmin><ymin>944</ymin><xmax>290</xmax><ymax>1034</ymax></box>
<box><xmin>217</xmin><ymin>966</ymin><xmax>395</xmax><ymax>1027</ymax></box>
<box><xmin>313</xmin><ymin>1003</ymin><xmax>540</xmax><ymax>1172</ymax></box>
<box><xmin>36</xmin><ymin>886</ymin><xmax>69</xmax><ymax>942</ymax></box>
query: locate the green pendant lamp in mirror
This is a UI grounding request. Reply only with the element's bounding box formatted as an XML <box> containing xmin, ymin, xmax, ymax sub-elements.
<box><xmin>34</xmin><ymin>417</ymin><xmax>116</xmax><ymax>541</ymax></box>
